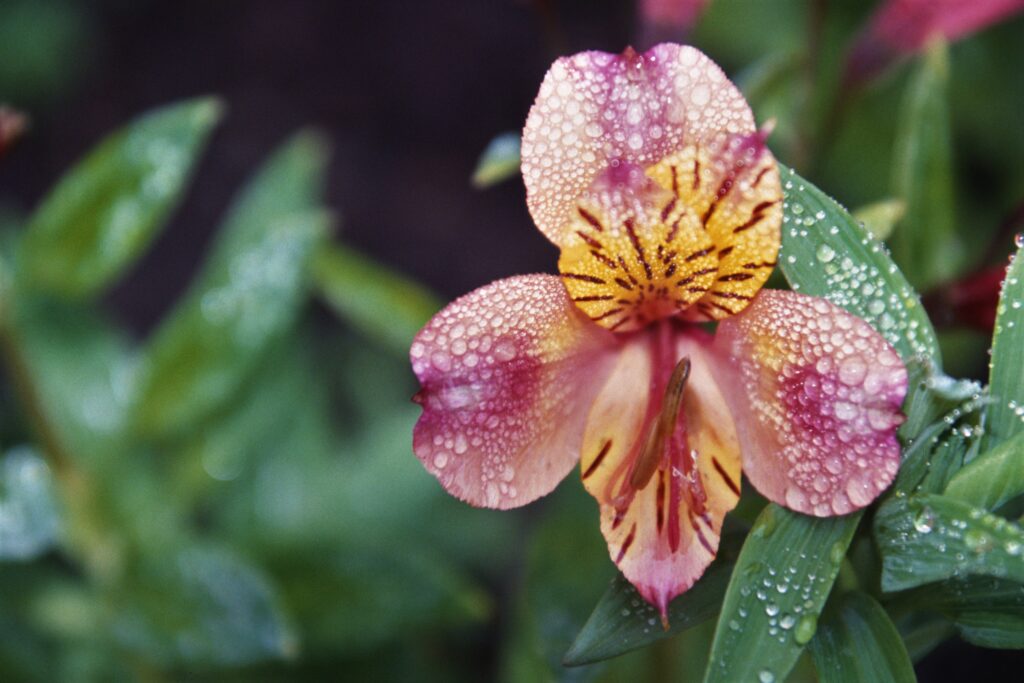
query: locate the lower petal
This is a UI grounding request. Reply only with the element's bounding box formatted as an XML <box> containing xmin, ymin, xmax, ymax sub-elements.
<box><xmin>712</xmin><ymin>290</ymin><xmax>908</xmax><ymax>517</ymax></box>
<box><xmin>580</xmin><ymin>326</ymin><xmax>741</xmax><ymax>619</ymax></box>
<box><xmin>411</xmin><ymin>274</ymin><xmax>618</xmax><ymax>509</ymax></box>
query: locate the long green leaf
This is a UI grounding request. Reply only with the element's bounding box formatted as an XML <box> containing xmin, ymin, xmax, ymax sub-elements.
<box><xmin>982</xmin><ymin>244</ymin><xmax>1024</xmax><ymax>453</ymax></box>
<box><xmin>313</xmin><ymin>244</ymin><xmax>441</xmax><ymax>357</ymax></box>
<box><xmin>875</xmin><ymin>492</ymin><xmax>1024</xmax><ymax>592</ymax></box>
<box><xmin>703</xmin><ymin>506</ymin><xmax>856</xmax><ymax>683</ymax></box>
<box><xmin>776</xmin><ymin>164</ymin><xmax>939</xmax><ymax>364</ymax></box>
<box><xmin>889</xmin><ymin>40</ymin><xmax>958</xmax><ymax>290</ymax></box>
<box><xmin>704</xmin><ymin>166</ymin><xmax>937</xmax><ymax>683</ymax></box>
<box><xmin>563</xmin><ymin>536</ymin><xmax>741</xmax><ymax>666</ymax></box>
<box><xmin>808</xmin><ymin>591</ymin><xmax>915</xmax><ymax>683</ymax></box>
<box><xmin>945</xmin><ymin>430</ymin><xmax>1024</xmax><ymax>511</ymax></box>
<box><xmin>16</xmin><ymin>99</ymin><xmax>221</xmax><ymax>299</ymax></box>
<box><xmin>131</xmin><ymin>132</ymin><xmax>329</xmax><ymax>438</ymax></box>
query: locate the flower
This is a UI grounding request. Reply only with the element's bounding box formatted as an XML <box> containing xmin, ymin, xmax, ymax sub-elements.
<box><xmin>410</xmin><ymin>44</ymin><xmax>908</xmax><ymax>623</ymax></box>
<box><xmin>846</xmin><ymin>0</ymin><xmax>1024</xmax><ymax>83</ymax></box>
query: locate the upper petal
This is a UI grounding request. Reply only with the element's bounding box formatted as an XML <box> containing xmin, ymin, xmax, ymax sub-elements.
<box><xmin>411</xmin><ymin>275</ymin><xmax>619</xmax><ymax>509</ymax></box>
<box><xmin>522</xmin><ymin>44</ymin><xmax>756</xmax><ymax>247</ymax></box>
<box><xmin>712</xmin><ymin>290</ymin><xmax>908</xmax><ymax>517</ymax></box>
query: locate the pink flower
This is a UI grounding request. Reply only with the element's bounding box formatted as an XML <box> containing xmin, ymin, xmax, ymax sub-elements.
<box><xmin>411</xmin><ymin>45</ymin><xmax>907</xmax><ymax>623</ymax></box>
<box><xmin>847</xmin><ymin>0</ymin><xmax>1024</xmax><ymax>82</ymax></box>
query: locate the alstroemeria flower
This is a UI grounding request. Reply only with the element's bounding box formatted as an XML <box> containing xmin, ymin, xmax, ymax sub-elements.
<box><xmin>411</xmin><ymin>44</ymin><xmax>908</xmax><ymax>623</ymax></box>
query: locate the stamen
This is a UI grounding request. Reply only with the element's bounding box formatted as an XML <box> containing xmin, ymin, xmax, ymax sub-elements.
<box><xmin>629</xmin><ymin>356</ymin><xmax>691</xmax><ymax>490</ymax></box>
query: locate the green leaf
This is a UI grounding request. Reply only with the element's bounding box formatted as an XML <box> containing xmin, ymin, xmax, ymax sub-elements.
<box><xmin>313</xmin><ymin>244</ymin><xmax>441</xmax><ymax>357</ymax></box>
<box><xmin>777</xmin><ymin>164</ymin><xmax>940</xmax><ymax>365</ymax></box>
<box><xmin>0</xmin><ymin>446</ymin><xmax>60</xmax><ymax>560</ymax></box>
<box><xmin>131</xmin><ymin>132</ymin><xmax>330</xmax><ymax>438</ymax></box>
<box><xmin>16</xmin><ymin>99</ymin><xmax>221</xmax><ymax>299</ymax></box>
<box><xmin>894</xmin><ymin>576</ymin><xmax>1024</xmax><ymax>649</ymax></box>
<box><xmin>945</xmin><ymin>430</ymin><xmax>1024</xmax><ymax>511</ymax></box>
<box><xmin>111</xmin><ymin>544</ymin><xmax>297</xmax><ymax>667</ymax></box>
<box><xmin>889</xmin><ymin>40</ymin><xmax>958</xmax><ymax>290</ymax></box>
<box><xmin>471</xmin><ymin>132</ymin><xmax>521</xmax><ymax>188</ymax></box>
<box><xmin>875</xmin><ymin>492</ymin><xmax>1024</xmax><ymax>592</ymax></box>
<box><xmin>564</xmin><ymin>537</ymin><xmax>740</xmax><ymax>666</ymax></box>
<box><xmin>852</xmin><ymin>199</ymin><xmax>905</xmax><ymax>242</ymax></box>
<box><xmin>808</xmin><ymin>591</ymin><xmax>915</xmax><ymax>683</ymax></box>
<box><xmin>981</xmin><ymin>244</ymin><xmax>1024</xmax><ymax>453</ymax></box>
<box><xmin>703</xmin><ymin>506</ymin><xmax>857</xmax><ymax>683</ymax></box>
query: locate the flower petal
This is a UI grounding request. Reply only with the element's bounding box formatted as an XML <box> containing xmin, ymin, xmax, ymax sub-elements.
<box><xmin>646</xmin><ymin>128</ymin><xmax>782</xmax><ymax>320</ymax></box>
<box><xmin>522</xmin><ymin>44</ymin><xmax>755</xmax><ymax>247</ymax></box>
<box><xmin>411</xmin><ymin>275</ymin><xmax>619</xmax><ymax>509</ymax></box>
<box><xmin>557</xmin><ymin>164</ymin><xmax>718</xmax><ymax>332</ymax></box>
<box><xmin>580</xmin><ymin>328</ymin><xmax>741</xmax><ymax>619</ymax></box>
<box><xmin>713</xmin><ymin>290</ymin><xmax>908</xmax><ymax>517</ymax></box>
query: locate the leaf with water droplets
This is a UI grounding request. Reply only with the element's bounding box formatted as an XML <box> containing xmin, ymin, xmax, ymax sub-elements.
<box><xmin>15</xmin><ymin>98</ymin><xmax>221</xmax><ymax>300</ymax></box>
<box><xmin>471</xmin><ymin>131</ymin><xmax>521</xmax><ymax>188</ymax></box>
<box><xmin>0</xmin><ymin>446</ymin><xmax>61</xmax><ymax>560</ymax></box>
<box><xmin>563</xmin><ymin>535</ymin><xmax>742</xmax><ymax>666</ymax></box>
<box><xmin>807</xmin><ymin>591</ymin><xmax>915</xmax><ymax>683</ymax></box>
<box><xmin>776</xmin><ymin>164</ymin><xmax>940</xmax><ymax>366</ymax></box>
<box><xmin>945</xmin><ymin>429</ymin><xmax>1024</xmax><ymax>512</ymax></box>
<box><xmin>702</xmin><ymin>505</ymin><xmax>858</xmax><ymax>683</ymax></box>
<box><xmin>875</xmin><ymin>492</ymin><xmax>1024</xmax><ymax>592</ymax></box>
<box><xmin>131</xmin><ymin>132</ymin><xmax>330</xmax><ymax>438</ymax></box>
<box><xmin>312</xmin><ymin>244</ymin><xmax>441</xmax><ymax>357</ymax></box>
<box><xmin>981</xmin><ymin>243</ymin><xmax>1024</xmax><ymax>453</ymax></box>
<box><xmin>889</xmin><ymin>40</ymin><xmax>959</xmax><ymax>291</ymax></box>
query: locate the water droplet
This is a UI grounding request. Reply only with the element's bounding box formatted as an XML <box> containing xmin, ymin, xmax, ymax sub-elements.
<box><xmin>794</xmin><ymin>614</ymin><xmax>817</xmax><ymax>644</ymax></box>
<box><xmin>759</xmin><ymin>669</ymin><xmax>776</xmax><ymax>683</ymax></box>
<box><xmin>913</xmin><ymin>507</ymin><xmax>935</xmax><ymax>534</ymax></box>
<box><xmin>815</xmin><ymin>244</ymin><xmax>835</xmax><ymax>263</ymax></box>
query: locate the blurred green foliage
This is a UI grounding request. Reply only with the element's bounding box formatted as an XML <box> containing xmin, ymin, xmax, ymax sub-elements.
<box><xmin>1</xmin><ymin>1</ymin><xmax>1023</xmax><ymax>681</ymax></box>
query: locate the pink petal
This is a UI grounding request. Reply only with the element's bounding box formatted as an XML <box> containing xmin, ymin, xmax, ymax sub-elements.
<box><xmin>522</xmin><ymin>44</ymin><xmax>756</xmax><ymax>247</ymax></box>
<box><xmin>411</xmin><ymin>275</ymin><xmax>619</xmax><ymax>509</ymax></box>
<box><xmin>712</xmin><ymin>290</ymin><xmax>908</xmax><ymax>517</ymax></box>
<box><xmin>848</xmin><ymin>0</ymin><xmax>1024</xmax><ymax>81</ymax></box>
<box><xmin>579</xmin><ymin>328</ymin><xmax>741</xmax><ymax>620</ymax></box>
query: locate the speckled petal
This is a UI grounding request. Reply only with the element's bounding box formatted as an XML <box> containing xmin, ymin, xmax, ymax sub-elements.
<box><xmin>522</xmin><ymin>43</ymin><xmax>755</xmax><ymax>247</ymax></box>
<box><xmin>580</xmin><ymin>328</ymin><xmax>741</xmax><ymax>620</ymax></box>
<box><xmin>712</xmin><ymin>290</ymin><xmax>908</xmax><ymax>517</ymax></box>
<box><xmin>411</xmin><ymin>275</ymin><xmax>619</xmax><ymax>509</ymax></box>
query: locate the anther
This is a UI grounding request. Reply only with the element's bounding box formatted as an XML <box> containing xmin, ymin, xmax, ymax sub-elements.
<box><xmin>629</xmin><ymin>356</ymin><xmax>691</xmax><ymax>490</ymax></box>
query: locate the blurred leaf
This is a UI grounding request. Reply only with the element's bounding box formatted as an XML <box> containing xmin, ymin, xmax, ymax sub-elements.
<box><xmin>0</xmin><ymin>446</ymin><xmax>60</xmax><ymax>560</ymax></box>
<box><xmin>500</xmin><ymin>484</ymin><xmax>610</xmax><ymax>682</ymax></box>
<box><xmin>6</xmin><ymin>296</ymin><xmax>135</xmax><ymax>461</ymax></box>
<box><xmin>852</xmin><ymin>199</ymin><xmax>905</xmax><ymax>241</ymax></box>
<box><xmin>111</xmin><ymin>544</ymin><xmax>296</xmax><ymax>668</ymax></box>
<box><xmin>894</xmin><ymin>576</ymin><xmax>1024</xmax><ymax>649</ymax></box>
<box><xmin>981</xmin><ymin>244</ymin><xmax>1024</xmax><ymax>453</ymax></box>
<box><xmin>777</xmin><ymin>164</ymin><xmax>940</xmax><ymax>365</ymax></box>
<box><xmin>16</xmin><ymin>99</ymin><xmax>221</xmax><ymax>299</ymax></box>
<box><xmin>272</xmin><ymin>543</ymin><xmax>490</xmax><ymax>658</ymax></box>
<box><xmin>564</xmin><ymin>536</ymin><xmax>741</xmax><ymax>666</ymax></box>
<box><xmin>889</xmin><ymin>40</ymin><xmax>958</xmax><ymax>290</ymax></box>
<box><xmin>702</xmin><ymin>505</ymin><xmax>856</xmax><ymax>683</ymax></box>
<box><xmin>808</xmin><ymin>591</ymin><xmax>914</xmax><ymax>683</ymax></box>
<box><xmin>894</xmin><ymin>611</ymin><xmax>955</xmax><ymax>663</ymax></box>
<box><xmin>0</xmin><ymin>0</ymin><xmax>93</xmax><ymax>103</ymax></box>
<box><xmin>875</xmin><ymin>492</ymin><xmax>1024</xmax><ymax>592</ymax></box>
<box><xmin>313</xmin><ymin>244</ymin><xmax>441</xmax><ymax>357</ymax></box>
<box><xmin>471</xmin><ymin>131</ymin><xmax>521</xmax><ymax>188</ymax></box>
<box><xmin>132</xmin><ymin>132</ymin><xmax>330</xmax><ymax>438</ymax></box>
<box><xmin>945</xmin><ymin>430</ymin><xmax>1024</xmax><ymax>511</ymax></box>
